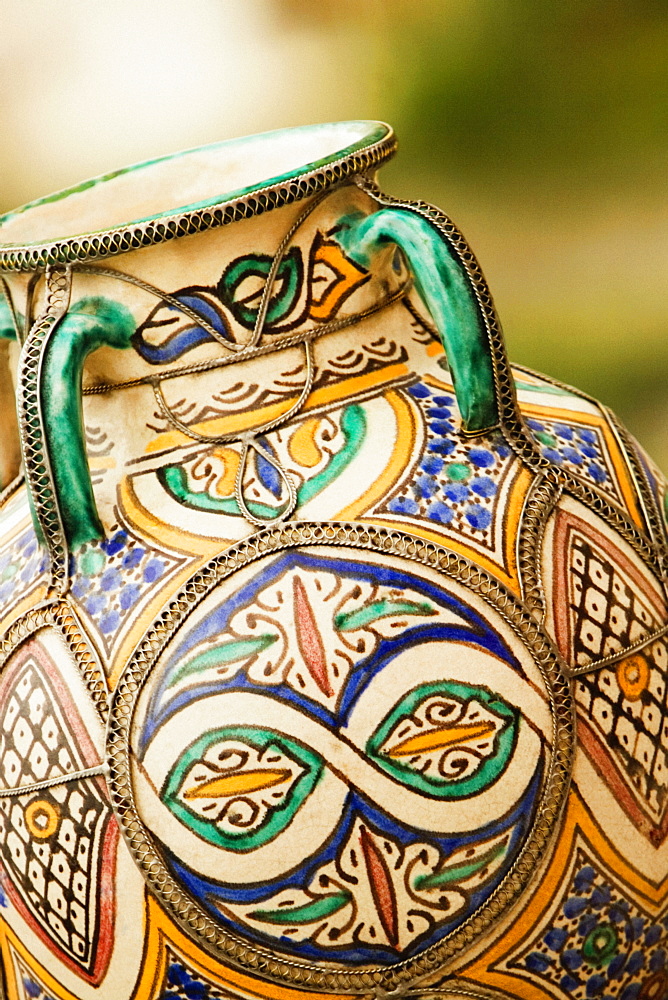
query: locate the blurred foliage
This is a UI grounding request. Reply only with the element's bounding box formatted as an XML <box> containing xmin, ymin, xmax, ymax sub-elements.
<box><xmin>387</xmin><ymin>0</ymin><xmax>667</xmax><ymax>189</ymax></box>
<box><xmin>281</xmin><ymin>0</ymin><xmax>668</xmax><ymax>464</ymax></box>
<box><xmin>1</xmin><ymin>0</ymin><xmax>667</xmax><ymax>463</ymax></box>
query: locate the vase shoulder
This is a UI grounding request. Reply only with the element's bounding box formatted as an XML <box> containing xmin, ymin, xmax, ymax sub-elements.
<box><xmin>0</xmin><ymin>125</ymin><xmax>666</xmax><ymax>1000</ymax></box>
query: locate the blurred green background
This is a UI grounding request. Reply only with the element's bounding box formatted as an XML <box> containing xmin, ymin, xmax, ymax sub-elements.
<box><xmin>1</xmin><ymin>0</ymin><xmax>666</xmax><ymax>464</ymax></box>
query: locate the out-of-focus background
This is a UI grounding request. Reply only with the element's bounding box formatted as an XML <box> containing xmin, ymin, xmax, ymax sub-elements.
<box><xmin>1</xmin><ymin>0</ymin><xmax>666</xmax><ymax>464</ymax></box>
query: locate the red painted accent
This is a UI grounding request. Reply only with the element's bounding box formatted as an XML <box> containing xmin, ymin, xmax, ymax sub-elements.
<box><xmin>359</xmin><ymin>825</ymin><xmax>399</xmax><ymax>949</ymax></box>
<box><xmin>552</xmin><ymin>508</ymin><xmax>665</xmax><ymax>664</ymax></box>
<box><xmin>578</xmin><ymin>715</ymin><xmax>668</xmax><ymax>846</ymax></box>
<box><xmin>0</xmin><ymin>640</ymin><xmax>117</xmax><ymax>984</ymax></box>
<box><xmin>293</xmin><ymin>576</ymin><xmax>333</xmax><ymax>697</ymax></box>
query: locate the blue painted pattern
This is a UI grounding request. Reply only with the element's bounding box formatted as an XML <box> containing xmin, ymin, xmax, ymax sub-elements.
<box><xmin>512</xmin><ymin>850</ymin><xmax>668</xmax><ymax>999</ymax></box>
<box><xmin>0</xmin><ymin>524</ymin><xmax>47</xmax><ymax>616</ymax></box>
<box><xmin>524</xmin><ymin>415</ymin><xmax>626</xmax><ymax>509</ymax></box>
<box><xmin>385</xmin><ymin>382</ymin><xmax>515</xmax><ymax>545</ymax></box>
<box><xmin>160</xmin><ymin>960</ymin><xmax>223</xmax><ymax>1000</ymax></box>
<box><xmin>70</xmin><ymin>528</ymin><xmax>181</xmax><ymax>657</ymax></box>
<box><xmin>136</xmin><ymin>551</ymin><xmax>546</xmax><ymax>967</ymax></box>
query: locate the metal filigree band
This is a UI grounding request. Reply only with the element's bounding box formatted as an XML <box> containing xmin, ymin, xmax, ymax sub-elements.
<box><xmin>107</xmin><ymin>521</ymin><xmax>574</xmax><ymax>995</ymax></box>
<box><xmin>0</xmin><ymin>131</ymin><xmax>397</xmax><ymax>273</ymax></box>
<box><xmin>0</xmin><ymin>600</ymin><xmax>108</xmax><ymax>720</ymax></box>
<box><xmin>17</xmin><ymin>267</ymin><xmax>72</xmax><ymax>595</ymax></box>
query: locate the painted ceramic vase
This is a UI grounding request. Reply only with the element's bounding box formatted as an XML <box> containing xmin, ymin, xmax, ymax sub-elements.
<box><xmin>0</xmin><ymin>121</ymin><xmax>666</xmax><ymax>1000</ymax></box>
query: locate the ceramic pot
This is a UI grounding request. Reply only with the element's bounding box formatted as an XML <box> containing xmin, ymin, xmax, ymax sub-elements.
<box><xmin>0</xmin><ymin>121</ymin><xmax>666</xmax><ymax>1000</ymax></box>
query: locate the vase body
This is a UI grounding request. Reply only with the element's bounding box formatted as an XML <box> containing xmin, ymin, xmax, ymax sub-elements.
<box><xmin>0</xmin><ymin>122</ymin><xmax>666</xmax><ymax>1000</ymax></box>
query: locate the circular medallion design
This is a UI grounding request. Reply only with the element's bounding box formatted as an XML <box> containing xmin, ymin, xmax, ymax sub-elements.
<box><xmin>108</xmin><ymin>523</ymin><xmax>573</xmax><ymax>992</ymax></box>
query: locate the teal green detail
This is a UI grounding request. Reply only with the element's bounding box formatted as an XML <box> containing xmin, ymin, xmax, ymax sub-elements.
<box><xmin>140</xmin><ymin>123</ymin><xmax>391</xmax><ymax>224</ymax></box>
<box><xmin>535</xmin><ymin>430</ymin><xmax>557</xmax><ymax>447</ymax></box>
<box><xmin>158</xmin><ymin>465</ymin><xmax>280</xmax><ymax>520</ymax></box>
<box><xmin>0</xmin><ymin>122</ymin><xmax>391</xmax><ymax>237</ymax></box>
<box><xmin>79</xmin><ymin>547</ymin><xmax>106</xmax><ymax>576</ymax></box>
<box><xmin>366</xmin><ymin>681</ymin><xmax>518</xmax><ymax>799</ymax></box>
<box><xmin>251</xmin><ymin>889</ymin><xmax>352</xmax><ymax>925</ymax></box>
<box><xmin>663</xmin><ymin>492</ymin><xmax>668</xmax><ymax>527</ymax></box>
<box><xmin>335</xmin><ymin>598</ymin><xmax>435</xmax><ymax>632</ymax></box>
<box><xmin>513</xmin><ymin>374</ymin><xmax>574</xmax><ymax>397</ymax></box>
<box><xmin>40</xmin><ymin>296</ymin><xmax>135</xmax><ymax>549</ymax></box>
<box><xmin>445</xmin><ymin>462</ymin><xmax>471</xmax><ymax>482</ymax></box>
<box><xmin>337</xmin><ymin>208</ymin><xmax>497</xmax><ymax>433</ymax></box>
<box><xmin>158</xmin><ymin>403</ymin><xmax>365</xmax><ymax>515</ymax></box>
<box><xmin>0</xmin><ymin>164</ymin><xmax>145</xmax><ymax>231</ymax></box>
<box><xmin>219</xmin><ymin>247</ymin><xmax>302</xmax><ymax>329</ymax></box>
<box><xmin>0</xmin><ymin>294</ymin><xmax>18</xmax><ymax>340</ymax></box>
<box><xmin>582</xmin><ymin>923</ymin><xmax>618</xmax><ymax>967</ymax></box>
<box><xmin>166</xmin><ymin>634</ymin><xmax>278</xmax><ymax>689</ymax></box>
<box><xmin>163</xmin><ymin>726</ymin><xmax>323</xmax><ymax>853</ymax></box>
<box><xmin>414</xmin><ymin>838</ymin><xmax>508</xmax><ymax>890</ymax></box>
<box><xmin>290</xmin><ymin>404</ymin><xmax>366</xmax><ymax>505</ymax></box>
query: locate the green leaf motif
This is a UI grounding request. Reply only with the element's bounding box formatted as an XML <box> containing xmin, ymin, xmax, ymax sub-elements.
<box><xmin>163</xmin><ymin>726</ymin><xmax>323</xmax><ymax>852</ymax></box>
<box><xmin>366</xmin><ymin>681</ymin><xmax>518</xmax><ymax>799</ymax></box>
<box><xmin>166</xmin><ymin>634</ymin><xmax>277</xmax><ymax>689</ymax></box>
<box><xmin>250</xmin><ymin>889</ymin><xmax>351</xmax><ymax>925</ymax></box>
<box><xmin>335</xmin><ymin>598</ymin><xmax>436</xmax><ymax>632</ymax></box>
<box><xmin>414</xmin><ymin>838</ymin><xmax>508</xmax><ymax>890</ymax></box>
<box><xmin>218</xmin><ymin>246</ymin><xmax>304</xmax><ymax>329</ymax></box>
<box><xmin>159</xmin><ymin>403</ymin><xmax>366</xmax><ymax>515</ymax></box>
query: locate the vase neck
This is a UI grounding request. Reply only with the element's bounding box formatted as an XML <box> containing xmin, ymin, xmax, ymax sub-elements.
<box><xmin>1</xmin><ymin>184</ymin><xmax>442</xmax><ymax>551</ymax></box>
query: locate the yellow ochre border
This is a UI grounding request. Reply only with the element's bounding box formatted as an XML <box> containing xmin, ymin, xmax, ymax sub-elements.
<box><xmin>520</xmin><ymin>400</ymin><xmax>644</xmax><ymax>529</ymax></box>
<box><xmin>456</xmin><ymin>787</ymin><xmax>668</xmax><ymax>1000</ymax></box>
<box><xmin>145</xmin><ymin>363</ymin><xmax>410</xmax><ymax>456</ymax></box>
<box><xmin>134</xmin><ymin>894</ymin><xmax>352</xmax><ymax>1000</ymax></box>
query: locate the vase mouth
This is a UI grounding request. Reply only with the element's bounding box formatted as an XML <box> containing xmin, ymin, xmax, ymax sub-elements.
<box><xmin>0</xmin><ymin>121</ymin><xmax>396</xmax><ymax>272</ymax></box>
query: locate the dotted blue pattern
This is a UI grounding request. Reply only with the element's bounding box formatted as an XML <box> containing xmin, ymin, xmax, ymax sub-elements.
<box><xmin>70</xmin><ymin>528</ymin><xmax>181</xmax><ymax>658</ymax></box>
<box><xmin>512</xmin><ymin>851</ymin><xmax>668</xmax><ymax>999</ymax></box>
<box><xmin>21</xmin><ymin>978</ymin><xmax>55</xmax><ymax>1000</ymax></box>
<box><xmin>0</xmin><ymin>524</ymin><xmax>48</xmax><ymax>617</ymax></box>
<box><xmin>159</xmin><ymin>959</ymin><xmax>228</xmax><ymax>999</ymax></box>
<box><xmin>524</xmin><ymin>415</ymin><xmax>624</xmax><ymax>508</ymax></box>
<box><xmin>385</xmin><ymin>382</ymin><xmax>516</xmax><ymax>548</ymax></box>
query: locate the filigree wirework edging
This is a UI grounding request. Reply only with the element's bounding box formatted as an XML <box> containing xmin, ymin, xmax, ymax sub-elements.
<box><xmin>566</xmin><ymin>620</ymin><xmax>668</xmax><ymax>678</ymax></box>
<box><xmin>509</xmin><ymin>363</ymin><xmax>666</xmax><ymax>574</ymax></box>
<box><xmin>0</xmin><ymin>600</ymin><xmax>108</xmax><ymax>721</ymax></box>
<box><xmin>0</xmin><ymin>472</ymin><xmax>24</xmax><ymax>509</ymax></box>
<box><xmin>356</xmin><ymin>181</ymin><xmax>517</xmax><ymax>440</ymax></box>
<box><xmin>357</xmin><ymin>186</ymin><xmax>664</xmax><ymax>585</ymax></box>
<box><xmin>107</xmin><ymin>521</ymin><xmax>574</xmax><ymax>995</ymax></box>
<box><xmin>511</xmin><ymin>362</ymin><xmax>600</xmax><ymax>407</ymax></box>
<box><xmin>514</xmin><ymin>458</ymin><xmax>668</xmax><ymax>682</ymax></box>
<box><xmin>0</xmin><ymin>134</ymin><xmax>397</xmax><ymax>272</ymax></box>
<box><xmin>555</xmin><ymin>475</ymin><xmax>662</xmax><ymax>578</ymax></box>
<box><xmin>407</xmin><ymin>983</ymin><xmax>515</xmax><ymax>1000</ymax></box>
<box><xmin>517</xmin><ymin>472</ymin><xmax>562</xmax><ymax>620</ymax></box>
<box><xmin>604</xmin><ymin>405</ymin><xmax>668</xmax><ymax>567</ymax></box>
<box><xmin>79</xmin><ymin>280</ymin><xmax>412</xmax><ymax>397</ymax></box>
<box><xmin>17</xmin><ymin>267</ymin><xmax>72</xmax><ymax>595</ymax></box>
<box><xmin>0</xmin><ymin>764</ymin><xmax>108</xmax><ymax>799</ymax></box>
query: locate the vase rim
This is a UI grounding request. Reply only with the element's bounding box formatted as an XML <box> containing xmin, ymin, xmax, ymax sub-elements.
<box><xmin>0</xmin><ymin>121</ymin><xmax>396</xmax><ymax>273</ymax></box>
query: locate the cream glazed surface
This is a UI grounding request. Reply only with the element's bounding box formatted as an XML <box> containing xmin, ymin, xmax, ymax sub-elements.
<box><xmin>0</xmin><ymin>121</ymin><xmax>666</xmax><ymax>1000</ymax></box>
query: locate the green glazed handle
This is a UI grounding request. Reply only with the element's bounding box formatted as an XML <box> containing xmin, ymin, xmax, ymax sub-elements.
<box><xmin>38</xmin><ymin>297</ymin><xmax>135</xmax><ymax>551</ymax></box>
<box><xmin>338</xmin><ymin>203</ymin><xmax>498</xmax><ymax>434</ymax></box>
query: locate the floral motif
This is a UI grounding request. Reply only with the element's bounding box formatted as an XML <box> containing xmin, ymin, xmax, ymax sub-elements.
<box><xmin>510</xmin><ymin>848</ymin><xmax>668</xmax><ymax>1000</ymax></box>
<box><xmin>386</xmin><ymin>383</ymin><xmax>515</xmax><ymax>538</ymax></box>
<box><xmin>216</xmin><ymin>817</ymin><xmax>511</xmax><ymax>955</ymax></box>
<box><xmin>69</xmin><ymin>526</ymin><xmax>183</xmax><ymax>660</ymax></box>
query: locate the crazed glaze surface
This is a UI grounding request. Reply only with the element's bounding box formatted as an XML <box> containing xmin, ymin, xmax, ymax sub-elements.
<box><xmin>0</xmin><ymin>123</ymin><xmax>666</xmax><ymax>1000</ymax></box>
